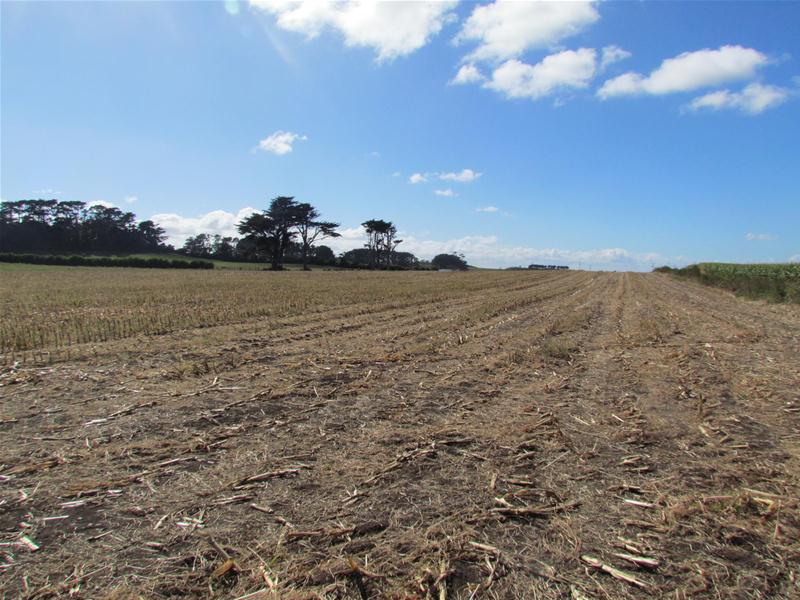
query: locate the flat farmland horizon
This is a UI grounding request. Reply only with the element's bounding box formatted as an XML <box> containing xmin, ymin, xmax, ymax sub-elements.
<box><xmin>1</xmin><ymin>269</ymin><xmax>798</xmax><ymax>598</ymax></box>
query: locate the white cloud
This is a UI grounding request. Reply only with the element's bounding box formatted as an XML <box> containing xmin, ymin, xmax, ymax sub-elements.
<box><xmin>451</xmin><ymin>63</ymin><xmax>485</xmax><ymax>85</ymax></box>
<box><xmin>324</xmin><ymin>225</ymin><xmax>368</xmax><ymax>254</ymax></box>
<box><xmin>33</xmin><ymin>188</ymin><xmax>63</xmax><ymax>196</ymax></box>
<box><xmin>255</xmin><ymin>130</ymin><xmax>307</xmax><ymax>155</ymax></box>
<box><xmin>456</xmin><ymin>0</ymin><xmax>599</xmax><ymax>63</ymax></box>
<box><xmin>435</xmin><ymin>188</ymin><xmax>457</xmax><ymax>197</ymax></box>
<box><xmin>158</xmin><ymin>208</ymin><xmax>667</xmax><ymax>270</ymax></box>
<box><xmin>486</xmin><ymin>48</ymin><xmax>597</xmax><ymax>100</ymax></box>
<box><xmin>151</xmin><ymin>207</ymin><xmax>260</xmax><ymax>245</ymax></box>
<box><xmin>476</xmin><ymin>206</ymin><xmax>499</xmax><ymax>213</ymax></box>
<box><xmin>409</xmin><ymin>173</ymin><xmax>427</xmax><ymax>184</ymax></box>
<box><xmin>745</xmin><ymin>232</ymin><xmax>775</xmax><ymax>241</ymax></box>
<box><xmin>439</xmin><ymin>168</ymin><xmax>482</xmax><ymax>183</ymax></box>
<box><xmin>598</xmin><ymin>45</ymin><xmax>768</xmax><ymax>98</ymax></box>
<box><xmin>324</xmin><ymin>227</ymin><xmax>667</xmax><ymax>270</ymax></box>
<box><xmin>688</xmin><ymin>82</ymin><xmax>789</xmax><ymax>115</ymax></box>
<box><xmin>249</xmin><ymin>0</ymin><xmax>457</xmax><ymax>62</ymax></box>
<box><xmin>125</xmin><ymin>195</ymin><xmax>138</xmax><ymax>204</ymax></box>
<box><xmin>88</xmin><ymin>200</ymin><xmax>116</xmax><ymax>209</ymax></box>
<box><xmin>600</xmin><ymin>45</ymin><xmax>631</xmax><ymax>70</ymax></box>
<box><xmin>397</xmin><ymin>234</ymin><xmax>664</xmax><ymax>270</ymax></box>
<box><xmin>789</xmin><ymin>254</ymin><xmax>800</xmax><ymax>263</ymax></box>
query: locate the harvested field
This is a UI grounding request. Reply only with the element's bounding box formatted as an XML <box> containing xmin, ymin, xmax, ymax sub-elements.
<box><xmin>1</xmin><ymin>270</ymin><xmax>799</xmax><ymax>598</ymax></box>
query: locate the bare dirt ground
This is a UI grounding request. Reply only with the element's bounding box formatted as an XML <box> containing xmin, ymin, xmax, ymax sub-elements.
<box><xmin>1</xmin><ymin>271</ymin><xmax>799</xmax><ymax>599</ymax></box>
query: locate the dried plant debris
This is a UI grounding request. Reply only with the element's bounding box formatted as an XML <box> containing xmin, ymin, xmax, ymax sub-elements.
<box><xmin>0</xmin><ymin>270</ymin><xmax>799</xmax><ymax>598</ymax></box>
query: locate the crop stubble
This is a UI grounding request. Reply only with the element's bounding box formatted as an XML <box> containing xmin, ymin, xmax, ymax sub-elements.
<box><xmin>0</xmin><ymin>270</ymin><xmax>798</xmax><ymax>598</ymax></box>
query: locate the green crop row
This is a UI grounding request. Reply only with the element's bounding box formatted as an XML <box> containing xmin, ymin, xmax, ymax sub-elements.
<box><xmin>655</xmin><ymin>262</ymin><xmax>800</xmax><ymax>303</ymax></box>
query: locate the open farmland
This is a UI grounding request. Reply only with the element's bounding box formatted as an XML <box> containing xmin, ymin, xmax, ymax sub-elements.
<box><xmin>1</xmin><ymin>269</ymin><xmax>799</xmax><ymax>599</ymax></box>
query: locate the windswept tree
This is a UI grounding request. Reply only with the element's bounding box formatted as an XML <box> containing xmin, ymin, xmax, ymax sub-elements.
<box><xmin>238</xmin><ymin>196</ymin><xmax>301</xmax><ymax>270</ymax></box>
<box><xmin>361</xmin><ymin>219</ymin><xmax>402</xmax><ymax>268</ymax></box>
<box><xmin>294</xmin><ymin>203</ymin><xmax>340</xmax><ymax>271</ymax></box>
<box><xmin>239</xmin><ymin>197</ymin><xmax>341</xmax><ymax>270</ymax></box>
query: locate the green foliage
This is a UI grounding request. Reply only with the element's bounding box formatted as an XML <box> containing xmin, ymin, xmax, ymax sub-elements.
<box><xmin>0</xmin><ymin>253</ymin><xmax>213</xmax><ymax>269</ymax></box>
<box><xmin>361</xmin><ymin>219</ymin><xmax>400</xmax><ymax>268</ymax></box>
<box><xmin>655</xmin><ymin>262</ymin><xmax>800</xmax><ymax>303</ymax></box>
<box><xmin>432</xmin><ymin>253</ymin><xmax>468</xmax><ymax>270</ymax></box>
<box><xmin>0</xmin><ymin>199</ymin><xmax>168</xmax><ymax>253</ymax></box>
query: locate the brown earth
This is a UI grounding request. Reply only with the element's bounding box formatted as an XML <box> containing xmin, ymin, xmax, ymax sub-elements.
<box><xmin>1</xmin><ymin>271</ymin><xmax>799</xmax><ymax>599</ymax></box>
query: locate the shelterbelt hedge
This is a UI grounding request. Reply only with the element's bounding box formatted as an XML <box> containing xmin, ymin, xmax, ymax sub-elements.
<box><xmin>0</xmin><ymin>253</ymin><xmax>213</xmax><ymax>269</ymax></box>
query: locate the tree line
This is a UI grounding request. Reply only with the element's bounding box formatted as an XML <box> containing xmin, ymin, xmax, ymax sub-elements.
<box><xmin>182</xmin><ymin>197</ymin><xmax>468</xmax><ymax>271</ymax></box>
<box><xmin>1</xmin><ymin>197</ymin><xmax>471</xmax><ymax>271</ymax></box>
<box><xmin>0</xmin><ymin>200</ymin><xmax>167</xmax><ymax>254</ymax></box>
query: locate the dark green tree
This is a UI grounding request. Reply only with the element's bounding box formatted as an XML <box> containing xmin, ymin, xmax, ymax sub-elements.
<box><xmin>432</xmin><ymin>253</ymin><xmax>468</xmax><ymax>270</ymax></box>
<box><xmin>312</xmin><ymin>244</ymin><xmax>336</xmax><ymax>265</ymax></box>
<box><xmin>238</xmin><ymin>197</ymin><xmax>301</xmax><ymax>270</ymax></box>
<box><xmin>138</xmin><ymin>221</ymin><xmax>167</xmax><ymax>248</ymax></box>
<box><xmin>294</xmin><ymin>203</ymin><xmax>340</xmax><ymax>270</ymax></box>
<box><xmin>340</xmin><ymin>247</ymin><xmax>373</xmax><ymax>268</ymax></box>
<box><xmin>181</xmin><ymin>233</ymin><xmax>212</xmax><ymax>257</ymax></box>
<box><xmin>361</xmin><ymin>219</ymin><xmax>401</xmax><ymax>268</ymax></box>
<box><xmin>0</xmin><ymin>199</ymin><xmax>168</xmax><ymax>253</ymax></box>
<box><xmin>211</xmin><ymin>235</ymin><xmax>238</xmax><ymax>260</ymax></box>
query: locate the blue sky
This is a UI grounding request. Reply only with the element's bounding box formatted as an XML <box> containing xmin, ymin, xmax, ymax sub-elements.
<box><xmin>2</xmin><ymin>1</ymin><xmax>798</xmax><ymax>269</ymax></box>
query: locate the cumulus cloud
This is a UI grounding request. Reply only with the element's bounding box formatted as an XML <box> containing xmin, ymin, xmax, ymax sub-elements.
<box><xmin>600</xmin><ymin>45</ymin><xmax>631</xmax><ymax>70</ymax></box>
<box><xmin>439</xmin><ymin>168</ymin><xmax>482</xmax><ymax>183</ymax></box>
<box><xmin>324</xmin><ymin>227</ymin><xmax>667</xmax><ymax>270</ymax></box>
<box><xmin>476</xmin><ymin>206</ymin><xmax>499</xmax><ymax>213</ymax></box>
<box><xmin>456</xmin><ymin>0</ymin><xmax>599</xmax><ymax>63</ymax></box>
<box><xmin>409</xmin><ymin>173</ymin><xmax>427</xmax><ymax>184</ymax></box>
<box><xmin>486</xmin><ymin>48</ymin><xmax>596</xmax><ymax>100</ymax></box>
<box><xmin>88</xmin><ymin>200</ymin><xmax>116</xmax><ymax>209</ymax></box>
<box><xmin>322</xmin><ymin>225</ymin><xmax>368</xmax><ymax>255</ymax></box>
<box><xmin>790</xmin><ymin>254</ymin><xmax>800</xmax><ymax>263</ymax></box>
<box><xmin>397</xmin><ymin>234</ymin><xmax>664</xmax><ymax>270</ymax></box>
<box><xmin>255</xmin><ymin>131</ymin><xmax>307</xmax><ymax>155</ymax></box>
<box><xmin>249</xmin><ymin>0</ymin><xmax>457</xmax><ymax>61</ymax></box>
<box><xmin>434</xmin><ymin>188</ymin><xmax>457</xmax><ymax>197</ymax></box>
<box><xmin>598</xmin><ymin>45</ymin><xmax>768</xmax><ymax>98</ymax></box>
<box><xmin>745</xmin><ymin>232</ymin><xmax>775</xmax><ymax>241</ymax></box>
<box><xmin>153</xmin><ymin>207</ymin><xmax>668</xmax><ymax>270</ymax></box>
<box><xmin>450</xmin><ymin>63</ymin><xmax>485</xmax><ymax>85</ymax></box>
<box><xmin>688</xmin><ymin>82</ymin><xmax>789</xmax><ymax>115</ymax></box>
<box><xmin>151</xmin><ymin>207</ymin><xmax>260</xmax><ymax>245</ymax></box>
<box><xmin>125</xmin><ymin>195</ymin><xmax>138</xmax><ymax>204</ymax></box>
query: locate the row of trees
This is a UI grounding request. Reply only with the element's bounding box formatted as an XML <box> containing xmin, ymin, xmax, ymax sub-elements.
<box><xmin>180</xmin><ymin>234</ymin><xmax>337</xmax><ymax>266</ymax></box>
<box><xmin>231</xmin><ymin>197</ymin><xmax>448</xmax><ymax>271</ymax></box>
<box><xmin>0</xmin><ymin>200</ymin><xmax>167</xmax><ymax>254</ymax></box>
<box><xmin>1</xmin><ymin>197</ymin><xmax>471</xmax><ymax>271</ymax></box>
